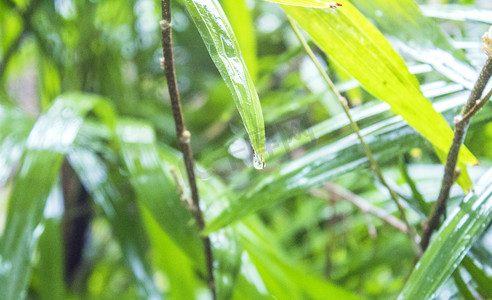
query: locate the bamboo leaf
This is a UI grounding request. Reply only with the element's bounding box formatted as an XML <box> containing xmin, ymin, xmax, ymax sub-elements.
<box><xmin>116</xmin><ymin>120</ymin><xmax>242</xmax><ymax>299</ymax></box>
<box><xmin>115</xmin><ymin>120</ymin><xmax>204</xmax><ymax>264</ymax></box>
<box><xmin>0</xmin><ymin>105</ymin><xmax>33</xmax><ymax>186</ymax></box>
<box><xmin>35</xmin><ymin>186</ymin><xmax>65</xmax><ymax>300</ymax></box>
<box><xmin>0</xmin><ymin>93</ymin><xmax>114</xmax><ymax>300</ymax></box>
<box><xmin>183</xmin><ymin>0</ymin><xmax>265</xmax><ymax>168</ymax></box>
<box><xmin>351</xmin><ymin>0</ymin><xmax>476</xmax><ymax>89</ymax></box>
<box><xmin>283</xmin><ymin>2</ymin><xmax>477</xmax><ymax>171</ymax></box>
<box><xmin>398</xmin><ymin>171</ymin><xmax>492</xmax><ymax>300</ymax></box>
<box><xmin>68</xmin><ymin>146</ymin><xmax>163</xmax><ymax>300</ymax></box>
<box><xmin>221</xmin><ymin>0</ymin><xmax>258</xmax><ymax>81</ymax></box>
<box><xmin>206</xmin><ymin>93</ymin><xmax>479</xmax><ymax>232</ymax></box>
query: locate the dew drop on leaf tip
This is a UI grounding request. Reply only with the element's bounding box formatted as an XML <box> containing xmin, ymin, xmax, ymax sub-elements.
<box><xmin>253</xmin><ymin>152</ymin><xmax>266</xmax><ymax>170</ymax></box>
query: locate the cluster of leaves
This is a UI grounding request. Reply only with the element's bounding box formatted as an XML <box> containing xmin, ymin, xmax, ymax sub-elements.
<box><xmin>1</xmin><ymin>0</ymin><xmax>492</xmax><ymax>299</ymax></box>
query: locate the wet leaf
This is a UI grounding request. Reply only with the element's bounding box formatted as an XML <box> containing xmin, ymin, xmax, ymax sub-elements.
<box><xmin>0</xmin><ymin>93</ymin><xmax>114</xmax><ymax>300</ymax></box>
<box><xmin>116</xmin><ymin>120</ymin><xmax>243</xmax><ymax>299</ymax></box>
<box><xmin>351</xmin><ymin>0</ymin><xmax>476</xmax><ymax>89</ymax></box>
<box><xmin>399</xmin><ymin>169</ymin><xmax>492</xmax><ymax>300</ymax></box>
<box><xmin>265</xmin><ymin>0</ymin><xmax>341</xmax><ymax>8</ymax></box>
<box><xmin>183</xmin><ymin>0</ymin><xmax>265</xmax><ymax>168</ymax></box>
<box><xmin>115</xmin><ymin>120</ymin><xmax>204</xmax><ymax>264</ymax></box>
<box><xmin>35</xmin><ymin>187</ymin><xmax>65</xmax><ymax>300</ymax></box>
<box><xmin>68</xmin><ymin>145</ymin><xmax>163</xmax><ymax>300</ymax></box>
<box><xmin>205</xmin><ymin>92</ymin><xmax>489</xmax><ymax>232</ymax></box>
<box><xmin>284</xmin><ymin>2</ymin><xmax>477</xmax><ymax>172</ymax></box>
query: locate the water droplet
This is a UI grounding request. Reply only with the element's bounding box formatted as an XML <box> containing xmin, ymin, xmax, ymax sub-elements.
<box><xmin>253</xmin><ymin>152</ymin><xmax>265</xmax><ymax>170</ymax></box>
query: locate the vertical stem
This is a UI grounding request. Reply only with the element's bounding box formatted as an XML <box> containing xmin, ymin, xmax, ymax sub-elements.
<box><xmin>160</xmin><ymin>1</ymin><xmax>216</xmax><ymax>298</ymax></box>
<box><xmin>421</xmin><ymin>57</ymin><xmax>492</xmax><ymax>251</ymax></box>
<box><xmin>288</xmin><ymin>16</ymin><xmax>421</xmax><ymax>256</ymax></box>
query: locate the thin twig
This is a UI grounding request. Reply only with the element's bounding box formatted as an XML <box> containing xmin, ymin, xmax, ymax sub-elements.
<box><xmin>159</xmin><ymin>1</ymin><xmax>216</xmax><ymax>298</ymax></box>
<box><xmin>312</xmin><ymin>183</ymin><xmax>409</xmax><ymax>234</ymax></box>
<box><xmin>421</xmin><ymin>56</ymin><xmax>492</xmax><ymax>251</ymax></box>
<box><xmin>288</xmin><ymin>16</ymin><xmax>421</xmax><ymax>256</ymax></box>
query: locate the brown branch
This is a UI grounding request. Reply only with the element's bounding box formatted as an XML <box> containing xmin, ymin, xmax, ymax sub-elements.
<box><xmin>288</xmin><ymin>16</ymin><xmax>421</xmax><ymax>256</ymax></box>
<box><xmin>421</xmin><ymin>56</ymin><xmax>492</xmax><ymax>252</ymax></box>
<box><xmin>312</xmin><ymin>183</ymin><xmax>409</xmax><ymax>234</ymax></box>
<box><xmin>159</xmin><ymin>1</ymin><xmax>216</xmax><ymax>298</ymax></box>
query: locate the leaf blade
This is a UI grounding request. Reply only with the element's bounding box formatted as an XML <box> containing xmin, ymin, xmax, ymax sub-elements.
<box><xmin>283</xmin><ymin>3</ymin><xmax>477</xmax><ymax>169</ymax></box>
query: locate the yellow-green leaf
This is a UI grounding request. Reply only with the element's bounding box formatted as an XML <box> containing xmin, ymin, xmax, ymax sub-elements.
<box><xmin>284</xmin><ymin>2</ymin><xmax>477</xmax><ymax>174</ymax></box>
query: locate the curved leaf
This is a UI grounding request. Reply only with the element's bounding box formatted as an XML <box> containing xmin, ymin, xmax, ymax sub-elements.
<box><xmin>351</xmin><ymin>0</ymin><xmax>477</xmax><ymax>89</ymax></box>
<box><xmin>183</xmin><ymin>0</ymin><xmax>265</xmax><ymax>168</ymax></box>
<box><xmin>116</xmin><ymin>120</ymin><xmax>242</xmax><ymax>299</ymax></box>
<box><xmin>0</xmin><ymin>93</ymin><xmax>114</xmax><ymax>300</ymax></box>
<box><xmin>205</xmin><ymin>92</ymin><xmax>490</xmax><ymax>232</ymax></box>
<box><xmin>283</xmin><ymin>2</ymin><xmax>477</xmax><ymax>170</ymax></box>
<box><xmin>398</xmin><ymin>169</ymin><xmax>492</xmax><ymax>300</ymax></box>
<box><xmin>68</xmin><ymin>145</ymin><xmax>163</xmax><ymax>300</ymax></box>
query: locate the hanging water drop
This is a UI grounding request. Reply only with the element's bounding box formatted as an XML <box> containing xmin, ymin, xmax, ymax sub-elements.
<box><xmin>253</xmin><ymin>151</ymin><xmax>265</xmax><ymax>170</ymax></box>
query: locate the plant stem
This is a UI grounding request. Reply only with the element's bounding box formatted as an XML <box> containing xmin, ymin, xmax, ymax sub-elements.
<box><xmin>421</xmin><ymin>57</ymin><xmax>492</xmax><ymax>251</ymax></box>
<box><xmin>160</xmin><ymin>1</ymin><xmax>216</xmax><ymax>298</ymax></box>
<box><xmin>288</xmin><ymin>16</ymin><xmax>421</xmax><ymax>256</ymax></box>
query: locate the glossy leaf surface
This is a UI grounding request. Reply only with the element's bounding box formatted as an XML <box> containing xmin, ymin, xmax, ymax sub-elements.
<box><xmin>184</xmin><ymin>0</ymin><xmax>265</xmax><ymax>167</ymax></box>
<box><xmin>69</xmin><ymin>145</ymin><xmax>163</xmax><ymax>300</ymax></box>
<box><xmin>399</xmin><ymin>170</ymin><xmax>492</xmax><ymax>299</ymax></box>
<box><xmin>0</xmin><ymin>93</ymin><xmax>113</xmax><ymax>300</ymax></box>
<box><xmin>266</xmin><ymin>0</ymin><xmax>341</xmax><ymax>8</ymax></box>
<box><xmin>205</xmin><ymin>92</ymin><xmax>489</xmax><ymax>232</ymax></box>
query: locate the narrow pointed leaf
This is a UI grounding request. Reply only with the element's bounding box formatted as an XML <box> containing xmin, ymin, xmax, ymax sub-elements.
<box><xmin>0</xmin><ymin>105</ymin><xmax>34</xmax><ymax>186</ymax></box>
<box><xmin>284</xmin><ymin>2</ymin><xmax>477</xmax><ymax>171</ymax></box>
<box><xmin>115</xmin><ymin>120</ymin><xmax>204</xmax><ymax>264</ymax></box>
<box><xmin>0</xmin><ymin>93</ymin><xmax>113</xmax><ymax>300</ymax></box>
<box><xmin>35</xmin><ymin>187</ymin><xmax>65</xmax><ymax>300</ymax></box>
<box><xmin>205</xmin><ymin>93</ymin><xmax>491</xmax><ymax>232</ymax></box>
<box><xmin>116</xmin><ymin>120</ymin><xmax>242</xmax><ymax>299</ymax></box>
<box><xmin>183</xmin><ymin>0</ymin><xmax>265</xmax><ymax>167</ymax></box>
<box><xmin>398</xmin><ymin>171</ymin><xmax>492</xmax><ymax>300</ymax></box>
<box><xmin>68</xmin><ymin>146</ymin><xmax>163</xmax><ymax>300</ymax></box>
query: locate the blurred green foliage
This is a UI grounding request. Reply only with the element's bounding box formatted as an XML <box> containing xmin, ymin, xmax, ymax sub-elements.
<box><xmin>1</xmin><ymin>0</ymin><xmax>492</xmax><ymax>299</ymax></box>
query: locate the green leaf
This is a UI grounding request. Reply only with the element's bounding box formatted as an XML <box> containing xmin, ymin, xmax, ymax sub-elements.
<box><xmin>0</xmin><ymin>93</ymin><xmax>113</xmax><ymax>300</ymax></box>
<box><xmin>68</xmin><ymin>146</ymin><xmax>163</xmax><ymax>300</ymax></box>
<box><xmin>265</xmin><ymin>0</ymin><xmax>341</xmax><ymax>8</ymax></box>
<box><xmin>351</xmin><ymin>0</ymin><xmax>475</xmax><ymax>88</ymax></box>
<box><xmin>462</xmin><ymin>255</ymin><xmax>492</xmax><ymax>298</ymax></box>
<box><xmin>221</xmin><ymin>0</ymin><xmax>258</xmax><ymax>82</ymax></box>
<box><xmin>115</xmin><ymin>120</ymin><xmax>204</xmax><ymax>264</ymax></box>
<box><xmin>141</xmin><ymin>206</ymin><xmax>198</xmax><ymax>300</ymax></box>
<box><xmin>283</xmin><ymin>3</ymin><xmax>477</xmax><ymax>171</ymax></box>
<box><xmin>183</xmin><ymin>0</ymin><xmax>266</xmax><ymax>168</ymax></box>
<box><xmin>206</xmin><ymin>93</ymin><xmax>478</xmax><ymax>232</ymax></box>
<box><xmin>116</xmin><ymin>120</ymin><xmax>243</xmax><ymax>299</ymax></box>
<box><xmin>35</xmin><ymin>187</ymin><xmax>65</xmax><ymax>300</ymax></box>
<box><xmin>240</xmin><ymin>219</ymin><xmax>361</xmax><ymax>300</ymax></box>
<box><xmin>0</xmin><ymin>105</ymin><xmax>33</xmax><ymax>186</ymax></box>
<box><xmin>398</xmin><ymin>170</ymin><xmax>492</xmax><ymax>300</ymax></box>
